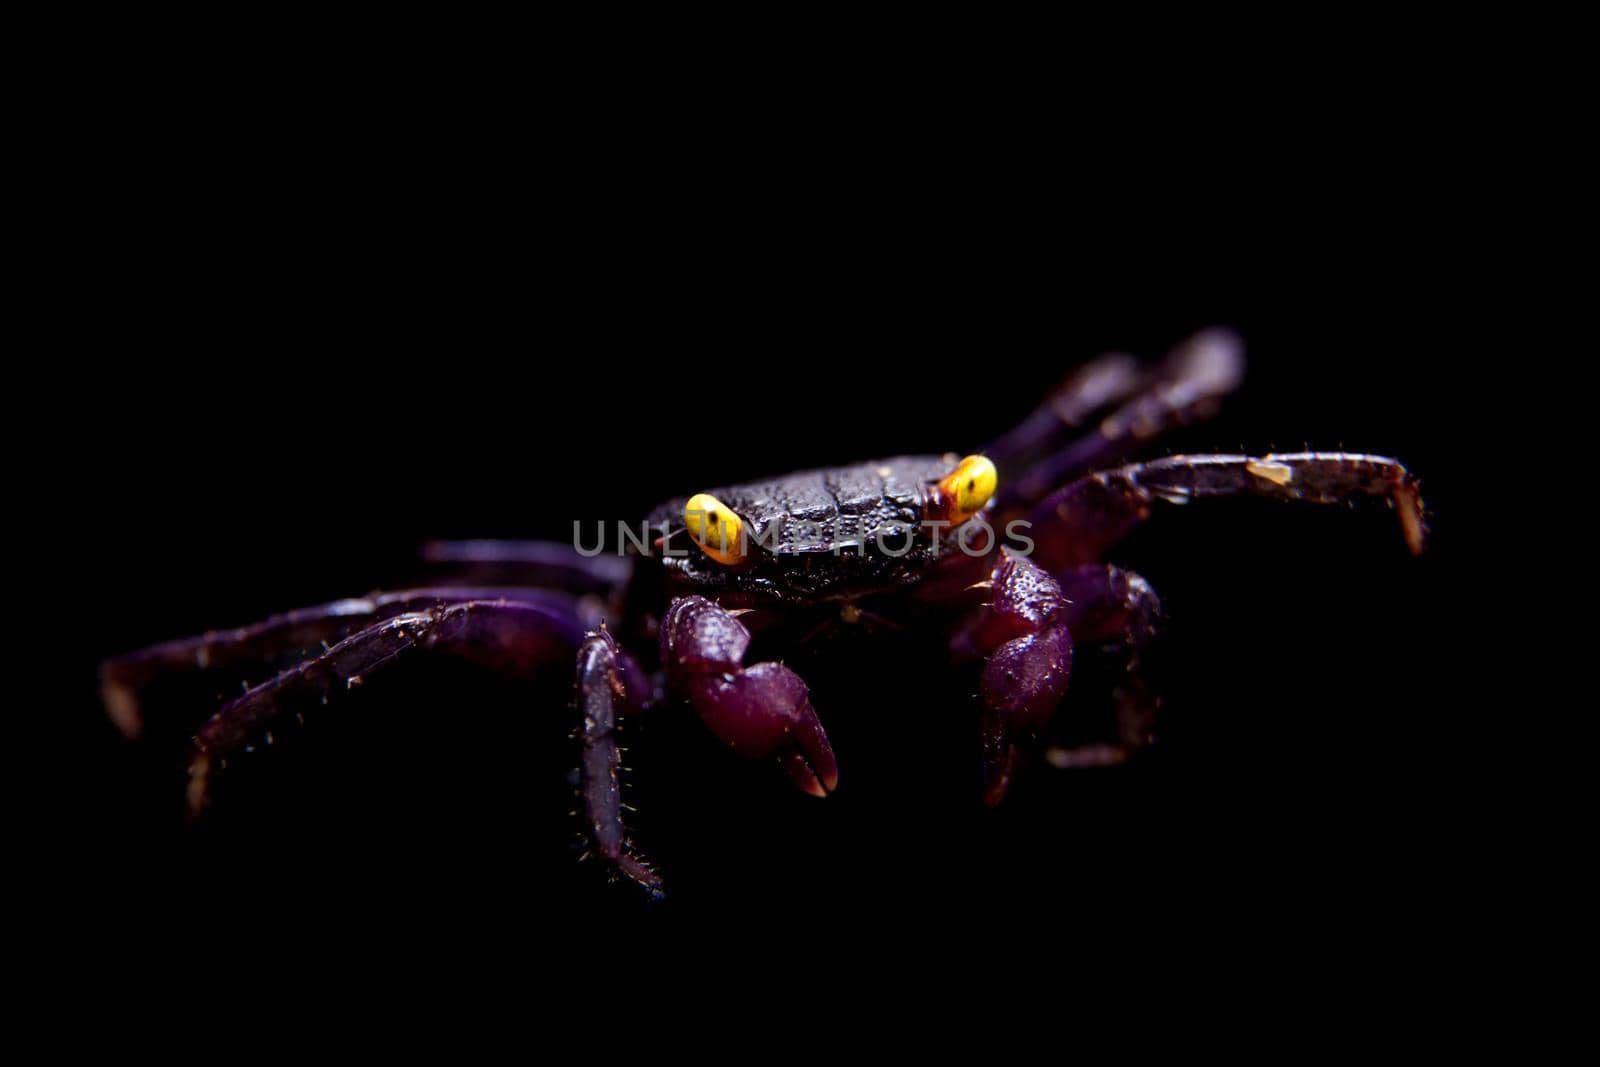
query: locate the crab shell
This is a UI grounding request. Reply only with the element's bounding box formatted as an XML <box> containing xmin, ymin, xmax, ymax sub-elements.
<box><xmin>644</xmin><ymin>454</ymin><xmax>987</xmax><ymax>604</ymax></box>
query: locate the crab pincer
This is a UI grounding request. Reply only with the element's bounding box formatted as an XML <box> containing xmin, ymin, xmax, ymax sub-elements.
<box><xmin>660</xmin><ymin>596</ymin><xmax>839</xmax><ymax>796</ymax></box>
<box><xmin>965</xmin><ymin>551</ymin><xmax>1075</xmax><ymax>805</ymax></box>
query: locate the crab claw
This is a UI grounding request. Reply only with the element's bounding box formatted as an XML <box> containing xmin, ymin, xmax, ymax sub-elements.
<box><xmin>967</xmin><ymin>555</ymin><xmax>1076</xmax><ymax>806</ymax></box>
<box><xmin>684</xmin><ymin>665</ymin><xmax>839</xmax><ymax>796</ymax></box>
<box><xmin>979</xmin><ymin>623</ymin><xmax>1073</xmax><ymax>804</ymax></box>
<box><xmin>981</xmin><ymin>624</ymin><xmax>1074</xmax><ymax>731</ymax></box>
<box><xmin>777</xmin><ymin>695</ymin><xmax>839</xmax><ymax>797</ymax></box>
<box><xmin>664</xmin><ymin>596</ymin><xmax>839</xmax><ymax>796</ymax></box>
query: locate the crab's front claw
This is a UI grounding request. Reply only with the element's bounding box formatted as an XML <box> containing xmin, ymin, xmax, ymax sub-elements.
<box><xmin>777</xmin><ymin>693</ymin><xmax>839</xmax><ymax>797</ymax></box>
<box><xmin>981</xmin><ymin>624</ymin><xmax>1073</xmax><ymax>804</ymax></box>
<box><xmin>663</xmin><ymin>595</ymin><xmax>840</xmax><ymax>796</ymax></box>
<box><xmin>683</xmin><ymin>665</ymin><xmax>839</xmax><ymax>796</ymax></box>
<box><xmin>965</xmin><ymin>554</ymin><xmax>1075</xmax><ymax>805</ymax></box>
<box><xmin>982</xmin><ymin>624</ymin><xmax>1074</xmax><ymax>730</ymax></box>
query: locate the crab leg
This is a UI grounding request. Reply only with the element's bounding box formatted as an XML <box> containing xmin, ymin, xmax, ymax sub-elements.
<box><xmin>659</xmin><ymin>596</ymin><xmax>839</xmax><ymax>797</ymax></box>
<box><xmin>1055</xmin><ymin>564</ymin><xmax>1161</xmax><ymax>651</ymax></box>
<box><xmin>576</xmin><ymin>628</ymin><xmax>665</xmax><ymax>899</ymax></box>
<box><xmin>185</xmin><ymin>599</ymin><xmax>660</xmax><ymax>896</ymax></box>
<box><xmin>1041</xmin><ymin>675</ymin><xmax>1162</xmax><ymax>771</ymax></box>
<box><xmin>1002</xmin><ymin>328</ymin><xmax>1246</xmax><ymax>506</ymax></box>
<box><xmin>100</xmin><ymin>587</ymin><xmax>595</xmax><ymax>740</ymax></box>
<box><xmin>190</xmin><ymin>599</ymin><xmax>585</xmax><ymax>779</ymax></box>
<box><xmin>981</xmin><ymin>351</ymin><xmax>1144</xmax><ymax>472</ymax></box>
<box><xmin>1041</xmin><ymin>565</ymin><xmax>1164</xmax><ymax>772</ymax></box>
<box><xmin>1027</xmin><ymin>451</ymin><xmax>1427</xmax><ymax>571</ymax></box>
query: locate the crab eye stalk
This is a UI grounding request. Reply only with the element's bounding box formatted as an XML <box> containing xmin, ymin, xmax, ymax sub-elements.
<box><xmin>684</xmin><ymin>493</ymin><xmax>747</xmax><ymax>565</ymax></box>
<box><xmin>935</xmin><ymin>454</ymin><xmax>998</xmax><ymax>525</ymax></box>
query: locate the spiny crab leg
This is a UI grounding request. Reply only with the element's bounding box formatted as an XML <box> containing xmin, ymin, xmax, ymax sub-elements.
<box><xmin>659</xmin><ymin>596</ymin><xmax>839</xmax><ymax>797</ymax></box>
<box><xmin>180</xmin><ymin>597</ymin><xmax>662</xmax><ymax>898</ymax></box>
<box><xmin>1044</xmin><ymin>565</ymin><xmax>1164</xmax><ymax>771</ymax></box>
<box><xmin>100</xmin><ymin>587</ymin><xmax>594</xmax><ymax>740</ymax></box>
<box><xmin>972</xmin><ymin>450</ymin><xmax>1425</xmax><ymax>801</ymax></box>
<box><xmin>1002</xmin><ymin>328</ymin><xmax>1247</xmax><ymax>506</ymax></box>
<box><xmin>576</xmin><ymin>628</ymin><xmax>664</xmax><ymax>899</ymax></box>
<box><xmin>187</xmin><ymin>599</ymin><xmax>609</xmax><ymax>802</ymax></box>
<box><xmin>1028</xmin><ymin>451</ymin><xmax>1427</xmax><ymax>571</ymax></box>
<box><xmin>981</xmin><ymin>351</ymin><xmax>1144</xmax><ymax>474</ymax></box>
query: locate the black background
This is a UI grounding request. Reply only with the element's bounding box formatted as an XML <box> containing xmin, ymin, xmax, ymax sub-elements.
<box><xmin>51</xmin><ymin>173</ymin><xmax>1470</xmax><ymax>958</ymax></box>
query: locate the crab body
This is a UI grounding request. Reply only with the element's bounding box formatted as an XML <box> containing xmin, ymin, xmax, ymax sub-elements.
<box><xmin>99</xmin><ymin>329</ymin><xmax>1426</xmax><ymax>902</ymax></box>
<box><xmin>645</xmin><ymin>454</ymin><xmax>989</xmax><ymax>605</ymax></box>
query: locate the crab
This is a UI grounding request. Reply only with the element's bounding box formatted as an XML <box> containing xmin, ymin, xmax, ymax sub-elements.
<box><xmin>99</xmin><ymin>329</ymin><xmax>1425</xmax><ymax>901</ymax></box>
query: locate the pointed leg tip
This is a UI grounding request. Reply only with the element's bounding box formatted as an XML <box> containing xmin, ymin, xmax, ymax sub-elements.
<box><xmin>100</xmin><ymin>678</ymin><xmax>144</xmax><ymax>741</ymax></box>
<box><xmin>779</xmin><ymin>748</ymin><xmax>834</xmax><ymax>797</ymax></box>
<box><xmin>981</xmin><ymin>739</ymin><xmax>1019</xmax><ymax>806</ymax></box>
<box><xmin>1403</xmin><ymin>516</ymin><xmax>1427</xmax><ymax>556</ymax></box>
<box><xmin>184</xmin><ymin>754</ymin><xmax>211</xmax><ymax>821</ymax></box>
<box><xmin>616</xmin><ymin>855</ymin><xmax>666</xmax><ymax>900</ymax></box>
<box><xmin>1393</xmin><ymin>479</ymin><xmax>1426</xmax><ymax>555</ymax></box>
<box><xmin>782</xmin><ymin>697</ymin><xmax>838</xmax><ymax>797</ymax></box>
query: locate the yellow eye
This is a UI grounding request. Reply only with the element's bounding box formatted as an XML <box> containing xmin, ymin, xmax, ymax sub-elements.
<box><xmin>684</xmin><ymin>493</ymin><xmax>747</xmax><ymax>565</ymax></box>
<box><xmin>937</xmin><ymin>455</ymin><xmax>998</xmax><ymax>525</ymax></box>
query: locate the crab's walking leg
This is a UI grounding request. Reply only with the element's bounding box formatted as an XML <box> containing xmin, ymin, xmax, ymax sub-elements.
<box><xmin>1002</xmin><ymin>328</ymin><xmax>1246</xmax><ymax>506</ymax></box>
<box><xmin>100</xmin><ymin>588</ymin><xmax>593</xmax><ymax>740</ymax></box>
<box><xmin>659</xmin><ymin>596</ymin><xmax>839</xmax><ymax>797</ymax></box>
<box><xmin>1055</xmin><ymin>564</ymin><xmax>1161</xmax><ymax>652</ymax></box>
<box><xmin>982</xmin><ymin>352</ymin><xmax>1144</xmax><ymax>471</ymax></box>
<box><xmin>186</xmin><ymin>599</ymin><xmax>659</xmax><ymax>895</ymax></box>
<box><xmin>1043</xmin><ymin>565</ymin><xmax>1164</xmax><ymax>771</ymax></box>
<box><xmin>1028</xmin><ymin>452</ymin><xmax>1427</xmax><ymax>571</ymax></box>
<box><xmin>576</xmin><ymin>629</ymin><xmax>664</xmax><ymax>899</ymax></box>
<box><xmin>420</xmin><ymin>540</ymin><xmax>632</xmax><ymax>595</ymax></box>
<box><xmin>190</xmin><ymin>600</ymin><xmax>585</xmax><ymax>786</ymax></box>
